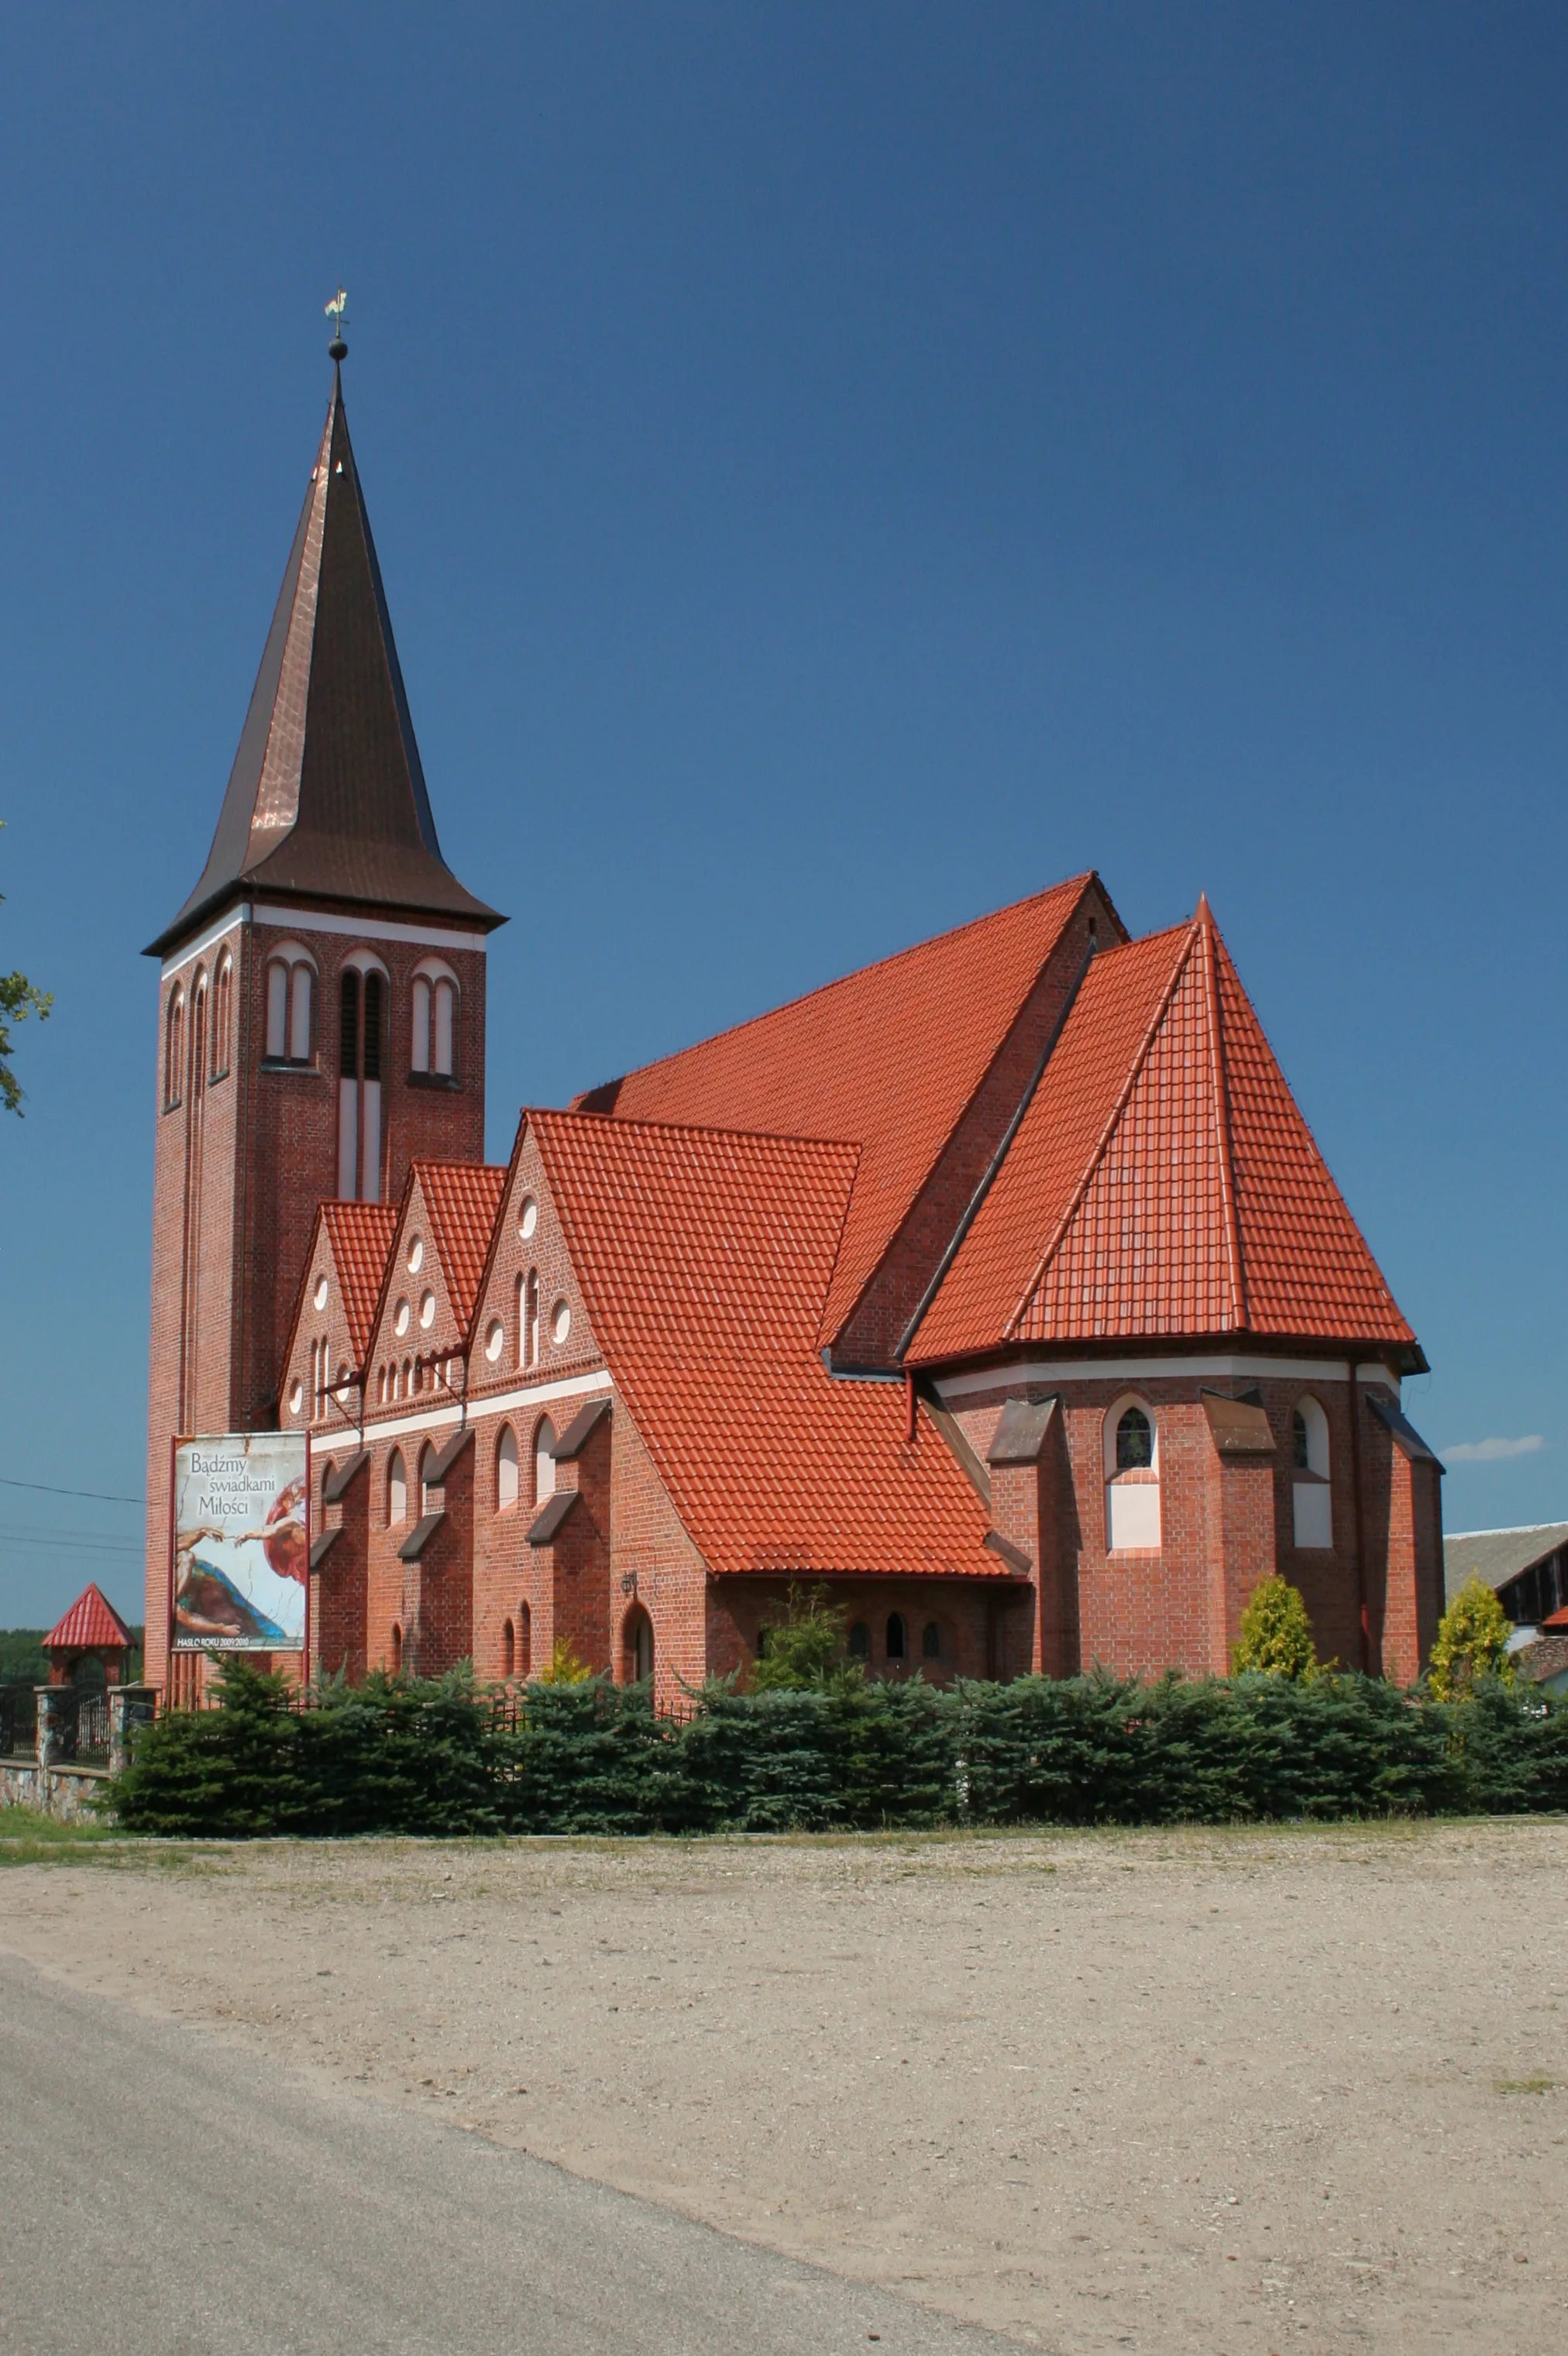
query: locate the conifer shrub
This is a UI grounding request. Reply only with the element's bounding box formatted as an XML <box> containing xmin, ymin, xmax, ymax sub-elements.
<box><xmin>1230</xmin><ymin>1577</ymin><xmax>1318</xmax><ymax>1680</ymax></box>
<box><xmin>1428</xmin><ymin>1577</ymin><xmax>1515</xmax><ymax>1701</ymax></box>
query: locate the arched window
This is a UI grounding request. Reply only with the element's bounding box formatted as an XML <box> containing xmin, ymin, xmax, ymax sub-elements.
<box><xmin>388</xmin><ymin>1449</ymin><xmax>407</xmax><ymax>1526</ymax></box>
<box><xmin>497</xmin><ymin>1425</ymin><xmax>520</xmax><ymax>1512</ymax></box>
<box><xmin>411</xmin><ymin>958</ymin><xmax>459</xmax><ymax>1080</ymax></box>
<box><xmin>534</xmin><ymin>1416</ymin><xmax>556</xmax><ymax>1505</ymax></box>
<box><xmin>624</xmin><ymin>1606</ymin><xmax>654</xmax><ymax>1684</ymax></box>
<box><xmin>391</xmin><ymin>1623</ymin><xmax>403</xmax><ymax>1674</ymax></box>
<box><xmin>885</xmin><ymin>1612</ymin><xmax>906</xmax><ymax>1661</ymax></box>
<box><xmin>211</xmin><ymin>954</ymin><xmax>232</xmax><ymax>1080</ymax></box>
<box><xmin>521</xmin><ymin>1270</ymin><xmax>540</xmax><ymax>1369</ymax></box>
<box><xmin>418</xmin><ymin>1442</ymin><xmax>437</xmax><ymax>1515</ymax></box>
<box><xmin>336</xmin><ymin>952</ymin><xmax>387</xmax><ymax>1201</ymax></box>
<box><xmin>848</xmin><ymin>1620</ymin><xmax>871</xmax><ymax>1661</ymax></box>
<box><xmin>922</xmin><ymin>1620</ymin><xmax>942</xmax><ymax>1661</ymax></box>
<box><xmin>1291</xmin><ymin>1395</ymin><xmax>1333</xmax><ymax>1549</ymax></box>
<box><xmin>518</xmin><ymin>1601</ymin><xmax>532</xmax><ymax>1679</ymax></box>
<box><xmin>263</xmin><ymin>942</ymin><xmax>317</xmax><ymax>1063</ymax></box>
<box><xmin>502</xmin><ymin>1619</ymin><xmax>515</xmax><ymax>1677</ymax></box>
<box><xmin>163</xmin><ymin>985</ymin><xmax>185</xmax><ymax>1109</ymax></box>
<box><xmin>1104</xmin><ymin>1398</ymin><xmax>1161</xmax><ymax>1553</ymax></box>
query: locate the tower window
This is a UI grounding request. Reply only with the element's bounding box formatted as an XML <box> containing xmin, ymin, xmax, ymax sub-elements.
<box><xmin>163</xmin><ymin>985</ymin><xmax>185</xmax><ymax>1109</ymax></box>
<box><xmin>411</xmin><ymin>958</ymin><xmax>459</xmax><ymax>1081</ymax></box>
<box><xmin>263</xmin><ymin>943</ymin><xmax>317</xmax><ymax>1064</ymax></box>
<box><xmin>337</xmin><ymin>952</ymin><xmax>388</xmax><ymax>1201</ymax></box>
<box><xmin>211</xmin><ymin>954</ymin><xmax>232</xmax><ymax>1081</ymax></box>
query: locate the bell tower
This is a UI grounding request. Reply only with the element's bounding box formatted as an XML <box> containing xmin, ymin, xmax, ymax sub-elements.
<box><xmin>143</xmin><ymin>327</ymin><xmax>505</xmax><ymax>1693</ymax></box>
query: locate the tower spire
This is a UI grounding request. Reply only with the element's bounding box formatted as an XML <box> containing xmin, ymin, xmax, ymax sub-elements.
<box><xmin>148</xmin><ymin>360</ymin><xmax>502</xmax><ymax>957</ymax></box>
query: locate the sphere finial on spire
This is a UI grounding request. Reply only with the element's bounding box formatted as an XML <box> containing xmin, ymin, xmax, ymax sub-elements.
<box><xmin>325</xmin><ymin>285</ymin><xmax>349</xmax><ymax>363</ymax></box>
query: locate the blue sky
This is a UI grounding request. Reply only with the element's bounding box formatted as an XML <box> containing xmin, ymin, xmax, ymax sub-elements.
<box><xmin>2</xmin><ymin>3</ymin><xmax>1565</xmax><ymax>1624</ymax></box>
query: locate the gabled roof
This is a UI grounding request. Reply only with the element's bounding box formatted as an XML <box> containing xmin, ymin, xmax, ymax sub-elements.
<box><xmin>528</xmin><ymin>1109</ymin><xmax>1006</xmax><ymax>1579</ymax></box>
<box><xmin>46</xmin><ymin>1582</ymin><xmax>132</xmax><ymax>1654</ymax></box>
<box><xmin>148</xmin><ymin>370</ymin><xmax>502</xmax><ymax>956</ymax></box>
<box><xmin>911</xmin><ymin>902</ymin><xmax>1418</xmax><ymax>1363</ymax></box>
<box><xmin>1443</xmin><ymin>1525</ymin><xmax>1568</xmax><ymax>1603</ymax></box>
<box><xmin>319</xmin><ymin>1202</ymin><xmax>399</xmax><ymax>1364</ymax></box>
<box><xmin>573</xmin><ymin>876</ymin><xmax>1099</xmax><ymax>1347</ymax></box>
<box><xmin>414</xmin><ymin>1161</ymin><xmax>509</xmax><ymax>1333</ymax></box>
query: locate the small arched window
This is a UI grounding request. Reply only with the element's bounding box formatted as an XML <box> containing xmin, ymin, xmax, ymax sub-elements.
<box><xmin>502</xmin><ymin>1619</ymin><xmax>516</xmax><ymax>1677</ymax></box>
<box><xmin>211</xmin><ymin>954</ymin><xmax>232</xmax><ymax>1080</ymax></box>
<box><xmin>624</xmin><ymin>1606</ymin><xmax>654</xmax><ymax>1684</ymax></box>
<box><xmin>534</xmin><ymin>1416</ymin><xmax>557</xmax><ymax>1505</ymax></box>
<box><xmin>522</xmin><ymin>1270</ymin><xmax>541</xmax><ymax>1369</ymax></box>
<box><xmin>418</xmin><ymin>1442</ymin><xmax>437</xmax><ymax>1515</ymax></box>
<box><xmin>411</xmin><ymin>958</ymin><xmax>459</xmax><ymax>1080</ymax></box>
<box><xmin>1291</xmin><ymin>1395</ymin><xmax>1333</xmax><ymax>1549</ymax></box>
<box><xmin>497</xmin><ymin>1425</ymin><xmax>520</xmax><ymax>1512</ymax></box>
<box><xmin>518</xmin><ymin>1601</ymin><xmax>532</xmax><ymax>1680</ymax></box>
<box><xmin>848</xmin><ymin>1620</ymin><xmax>871</xmax><ymax>1661</ymax></box>
<box><xmin>263</xmin><ymin>942</ymin><xmax>317</xmax><ymax>1063</ymax></box>
<box><xmin>388</xmin><ymin>1449</ymin><xmax>407</xmax><ymax>1526</ymax></box>
<box><xmin>885</xmin><ymin>1612</ymin><xmax>906</xmax><ymax>1661</ymax></box>
<box><xmin>391</xmin><ymin>1623</ymin><xmax>403</xmax><ymax>1674</ymax></box>
<box><xmin>1105</xmin><ymin>1397</ymin><xmax>1161</xmax><ymax>1553</ymax></box>
<box><xmin>163</xmin><ymin>985</ymin><xmax>185</xmax><ymax>1109</ymax></box>
<box><xmin>922</xmin><ymin>1620</ymin><xmax>942</xmax><ymax>1661</ymax></box>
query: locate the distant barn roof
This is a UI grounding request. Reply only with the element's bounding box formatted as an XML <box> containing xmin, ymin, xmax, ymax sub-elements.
<box><xmin>1442</xmin><ymin>1524</ymin><xmax>1568</xmax><ymax>1603</ymax></box>
<box><xmin>148</xmin><ymin>370</ymin><xmax>502</xmax><ymax>956</ymax></box>
<box><xmin>45</xmin><ymin>1583</ymin><xmax>132</xmax><ymax>1654</ymax></box>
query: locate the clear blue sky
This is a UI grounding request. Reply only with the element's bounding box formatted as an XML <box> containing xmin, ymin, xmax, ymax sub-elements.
<box><xmin>2</xmin><ymin>3</ymin><xmax>1564</xmax><ymax>1625</ymax></box>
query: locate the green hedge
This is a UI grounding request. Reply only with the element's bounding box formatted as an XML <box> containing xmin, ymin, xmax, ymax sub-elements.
<box><xmin>102</xmin><ymin>1661</ymin><xmax>1568</xmax><ymax>1838</ymax></box>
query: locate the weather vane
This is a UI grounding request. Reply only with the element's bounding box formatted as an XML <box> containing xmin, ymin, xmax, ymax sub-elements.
<box><xmin>325</xmin><ymin>287</ymin><xmax>349</xmax><ymax>361</ymax></box>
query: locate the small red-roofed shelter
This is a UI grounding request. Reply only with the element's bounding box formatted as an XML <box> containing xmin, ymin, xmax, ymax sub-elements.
<box><xmin>44</xmin><ymin>1584</ymin><xmax>134</xmax><ymax>1688</ymax></box>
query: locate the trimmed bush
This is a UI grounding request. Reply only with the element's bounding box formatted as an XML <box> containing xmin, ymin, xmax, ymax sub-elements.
<box><xmin>103</xmin><ymin>1662</ymin><xmax>1568</xmax><ymax>1838</ymax></box>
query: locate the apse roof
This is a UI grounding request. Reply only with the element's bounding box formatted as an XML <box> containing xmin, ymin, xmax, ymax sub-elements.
<box><xmin>148</xmin><ymin>370</ymin><xmax>502</xmax><ymax>957</ymax></box>
<box><xmin>529</xmin><ymin>1108</ymin><xmax>1007</xmax><ymax>1580</ymax></box>
<box><xmin>910</xmin><ymin>903</ymin><xmax>1420</xmax><ymax>1365</ymax></box>
<box><xmin>573</xmin><ymin>875</ymin><xmax>1098</xmax><ymax>1346</ymax></box>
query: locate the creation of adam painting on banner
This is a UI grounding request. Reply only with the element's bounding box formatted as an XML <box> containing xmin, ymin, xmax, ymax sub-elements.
<box><xmin>171</xmin><ymin>1433</ymin><xmax>309</xmax><ymax>1651</ymax></box>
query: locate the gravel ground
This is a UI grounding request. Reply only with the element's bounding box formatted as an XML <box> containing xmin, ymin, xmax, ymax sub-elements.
<box><xmin>3</xmin><ymin>1818</ymin><xmax>1565</xmax><ymax>2352</ymax></box>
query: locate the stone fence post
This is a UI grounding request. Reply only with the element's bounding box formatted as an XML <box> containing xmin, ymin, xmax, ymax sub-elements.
<box><xmin>108</xmin><ymin>1685</ymin><xmax>157</xmax><ymax>1775</ymax></box>
<box><xmin>35</xmin><ymin>1686</ymin><xmax>73</xmax><ymax>1770</ymax></box>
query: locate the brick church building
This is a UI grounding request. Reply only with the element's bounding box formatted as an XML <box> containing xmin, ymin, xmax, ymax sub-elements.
<box><xmin>143</xmin><ymin>358</ymin><xmax>1445</xmax><ymax>1708</ymax></box>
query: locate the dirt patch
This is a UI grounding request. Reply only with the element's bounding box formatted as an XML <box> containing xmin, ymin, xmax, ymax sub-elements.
<box><xmin>3</xmin><ymin>1819</ymin><xmax>1566</xmax><ymax>2351</ymax></box>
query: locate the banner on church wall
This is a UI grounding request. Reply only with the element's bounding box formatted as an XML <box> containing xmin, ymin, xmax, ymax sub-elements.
<box><xmin>170</xmin><ymin>1433</ymin><xmax>310</xmax><ymax>1652</ymax></box>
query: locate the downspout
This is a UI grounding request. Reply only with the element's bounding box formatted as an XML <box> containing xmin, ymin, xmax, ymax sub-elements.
<box><xmin>1346</xmin><ymin>1357</ymin><xmax>1370</xmax><ymax>1672</ymax></box>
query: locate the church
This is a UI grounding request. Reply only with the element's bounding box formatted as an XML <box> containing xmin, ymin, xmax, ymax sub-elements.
<box><xmin>143</xmin><ymin>352</ymin><xmax>1445</xmax><ymax>1710</ymax></box>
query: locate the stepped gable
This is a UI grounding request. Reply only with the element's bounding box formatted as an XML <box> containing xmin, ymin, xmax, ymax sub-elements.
<box><xmin>530</xmin><ymin>1109</ymin><xmax>1005</xmax><ymax>1579</ymax></box>
<box><xmin>148</xmin><ymin>370</ymin><xmax>501</xmax><ymax>955</ymax></box>
<box><xmin>911</xmin><ymin>901</ymin><xmax>1419</xmax><ymax>1363</ymax></box>
<box><xmin>319</xmin><ymin>1202</ymin><xmax>399</xmax><ymax>1364</ymax></box>
<box><xmin>46</xmin><ymin>1583</ymin><xmax>132</xmax><ymax>1653</ymax></box>
<box><xmin>573</xmin><ymin>876</ymin><xmax>1094</xmax><ymax>1343</ymax></box>
<box><xmin>414</xmin><ymin>1161</ymin><xmax>508</xmax><ymax>1332</ymax></box>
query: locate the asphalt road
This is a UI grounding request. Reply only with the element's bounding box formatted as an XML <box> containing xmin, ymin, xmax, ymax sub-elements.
<box><xmin>1</xmin><ymin>1952</ymin><xmax>1020</xmax><ymax>2356</ymax></box>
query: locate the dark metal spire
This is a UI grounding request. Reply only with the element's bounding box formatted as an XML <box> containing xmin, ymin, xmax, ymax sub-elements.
<box><xmin>148</xmin><ymin>354</ymin><xmax>503</xmax><ymax>956</ymax></box>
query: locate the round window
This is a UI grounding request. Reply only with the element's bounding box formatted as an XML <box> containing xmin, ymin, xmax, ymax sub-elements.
<box><xmin>485</xmin><ymin>1318</ymin><xmax>504</xmax><ymax>1362</ymax></box>
<box><xmin>312</xmin><ymin>1274</ymin><xmax>328</xmax><ymax>1312</ymax></box>
<box><xmin>407</xmin><ymin>1235</ymin><xmax>424</xmax><ymax>1274</ymax></box>
<box><xmin>419</xmin><ymin>1291</ymin><xmax>436</xmax><ymax>1329</ymax></box>
<box><xmin>287</xmin><ymin>1378</ymin><xmax>303</xmax><ymax>1415</ymax></box>
<box><xmin>394</xmin><ymin>1297</ymin><xmax>411</xmax><ymax>1337</ymax></box>
<box><xmin>518</xmin><ymin>1195</ymin><xmax>538</xmax><ymax>1241</ymax></box>
<box><xmin>550</xmin><ymin>1298</ymin><xmax>572</xmax><ymax>1346</ymax></box>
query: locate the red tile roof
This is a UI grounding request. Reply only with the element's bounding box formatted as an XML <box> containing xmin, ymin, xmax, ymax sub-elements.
<box><xmin>530</xmin><ymin>1109</ymin><xmax>1006</xmax><ymax>1578</ymax></box>
<box><xmin>414</xmin><ymin>1161</ymin><xmax>509</xmax><ymax>1331</ymax></box>
<box><xmin>573</xmin><ymin>877</ymin><xmax>1095</xmax><ymax>1345</ymax></box>
<box><xmin>46</xmin><ymin>1582</ymin><xmax>132</xmax><ymax>1654</ymax></box>
<box><xmin>320</xmin><ymin>1202</ymin><xmax>399</xmax><ymax>1364</ymax></box>
<box><xmin>911</xmin><ymin>904</ymin><xmax>1416</xmax><ymax>1360</ymax></box>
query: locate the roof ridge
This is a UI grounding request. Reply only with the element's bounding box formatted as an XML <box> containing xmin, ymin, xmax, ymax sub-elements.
<box><xmin>1198</xmin><ymin>901</ymin><xmax>1248</xmax><ymax>1332</ymax></box>
<box><xmin>573</xmin><ymin>874</ymin><xmax>1096</xmax><ymax>1109</ymax></box>
<box><xmin>1001</xmin><ymin>918</ymin><xmax>1202</xmax><ymax>1340</ymax></box>
<box><xmin>532</xmin><ymin>1105</ymin><xmax>864</xmax><ymax>1160</ymax></box>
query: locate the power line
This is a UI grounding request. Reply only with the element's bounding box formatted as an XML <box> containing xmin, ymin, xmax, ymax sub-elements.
<box><xmin>0</xmin><ymin>1475</ymin><xmax>145</xmax><ymax>1507</ymax></box>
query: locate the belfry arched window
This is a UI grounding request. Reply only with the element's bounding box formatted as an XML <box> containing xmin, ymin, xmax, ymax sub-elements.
<box><xmin>1104</xmin><ymin>1396</ymin><xmax>1161</xmax><ymax>1553</ymax></box>
<box><xmin>1291</xmin><ymin>1395</ymin><xmax>1333</xmax><ymax>1549</ymax></box>
<box><xmin>263</xmin><ymin>942</ymin><xmax>316</xmax><ymax>1064</ymax></box>
<box><xmin>211</xmin><ymin>953</ymin><xmax>232</xmax><ymax>1081</ymax></box>
<box><xmin>163</xmin><ymin>985</ymin><xmax>185</xmax><ymax>1109</ymax></box>
<box><xmin>336</xmin><ymin>951</ymin><xmax>387</xmax><ymax>1200</ymax></box>
<box><xmin>411</xmin><ymin>957</ymin><xmax>459</xmax><ymax>1082</ymax></box>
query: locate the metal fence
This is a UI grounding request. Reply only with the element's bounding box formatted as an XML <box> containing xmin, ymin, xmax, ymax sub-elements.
<box><xmin>0</xmin><ymin>1683</ymin><xmax>36</xmax><ymax>1760</ymax></box>
<box><xmin>0</xmin><ymin>1684</ymin><xmax>111</xmax><ymax>1766</ymax></box>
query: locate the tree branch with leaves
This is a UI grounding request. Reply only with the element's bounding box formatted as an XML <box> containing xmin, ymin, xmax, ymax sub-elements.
<box><xmin>0</xmin><ymin>821</ymin><xmax>51</xmax><ymax>1115</ymax></box>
